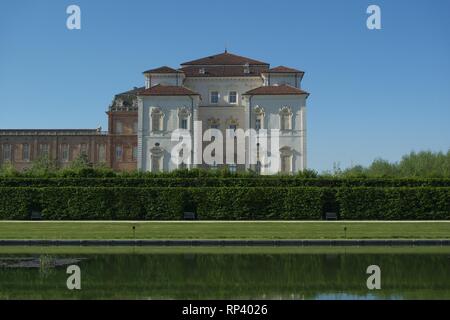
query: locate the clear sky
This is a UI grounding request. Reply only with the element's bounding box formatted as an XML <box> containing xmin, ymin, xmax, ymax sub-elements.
<box><xmin>0</xmin><ymin>0</ymin><xmax>449</xmax><ymax>172</ymax></box>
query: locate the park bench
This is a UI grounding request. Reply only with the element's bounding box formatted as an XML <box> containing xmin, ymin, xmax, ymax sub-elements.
<box><xmin>183</xmin><ymin>212</ymin><xmax>196</xmax><ymax>220</ymax></box>
<box><xmin>30</xmin><ymin>210</ymin><xmax>42</xmax><ymax>220</ymax></box>
<box><xmin>325</xmin><ymin>212</ymin><xmax>338</xmax><ymax>220</ymax></box>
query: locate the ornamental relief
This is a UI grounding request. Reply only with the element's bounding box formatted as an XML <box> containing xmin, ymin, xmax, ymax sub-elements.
<box><xmin>150</xmin><ymin>146</ymin><xmax>164</xmax><ymax>156</ymax></box>
<box><xmin>225</xmin><ymin>117</ymin><xmax>239</xmax><ymax>126</ymax></box>
<box><xmin>279</xmin><ymin>106</ymin><xmax>292</xmax><ymax>116</ymax></box>
<box><xmin>151</xmin><ymin>107</ymin><xmax>163</xmax><ymax>115</ymax></box>
<box><xmin>207</xmin><ymin>117</ymin><xmax>221</xmax><ymax>126</ymax></box>
<box><xmin>253</xmin><ymin>105</ymin><xmax>265</xmax><ymax>115</ymax></box>
<box><xmin>178</xmin><ymin>107</ymin><xmax>191</xmax><ymax>117</ymax></box>
<box><xmin>279</xmin><ymin>146</ymin><xmax>293</xmax><ymax>156</ymax></box>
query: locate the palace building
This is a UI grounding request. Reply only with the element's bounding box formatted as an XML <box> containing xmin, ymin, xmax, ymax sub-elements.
<box><xmin>0</xmin><ymin>51</ymin><xmax>309</xmax><ymax>174</ymax></box>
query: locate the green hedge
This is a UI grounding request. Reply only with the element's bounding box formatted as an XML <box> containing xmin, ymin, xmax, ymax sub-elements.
<box><xmin>1</xmin><ymin>186</ymin><xmax>449</xmax><ymax>220</ymax></box>
<box><xmin>1</xmin><ymin>177</ymin><xmax>449</xmax><ymax>188</ymax></box>
<box><xmin>0</xmin><ymin>187</ymin><xmax>326</xmax><ymax>220</ymax></box>
<box><xmin>0</xmin><ymin>188</ymin><xmax>35</xmax><ymax>220</ymax></box>
<box><xmin>337</xmin><ymin>187</ymin><xmax>450</xmax><ymax>220</ymax></box>
<box><xmin>39</xmin><ymin>187</ymin><xmax>184</xmax><ymax>220</ymax></box>
<box><xmin>192</xmin><ymin>187</ymin><xmax>325</xmax><ymax>220</ymax></box>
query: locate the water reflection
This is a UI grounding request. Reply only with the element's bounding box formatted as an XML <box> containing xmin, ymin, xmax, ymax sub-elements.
<box><xmin>315</xmin><ymin>293</ymin><xmax>402</xmax><ymax>300</ymax></box>
<box><xmin>0</xmin><ymin>250</ymin><xmax>449</xmax><ymax>299</ymax></box>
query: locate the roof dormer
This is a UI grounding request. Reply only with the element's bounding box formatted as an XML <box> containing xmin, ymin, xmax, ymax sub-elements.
<box><xmin>261</xmin><ymin>66</ymin><xmax>305</xmax><ymax>88</ymax></box>
<box><xmin>142</xmin><ymin>66</ymin><xmax>185</xmax><ymax>88</ymax></box>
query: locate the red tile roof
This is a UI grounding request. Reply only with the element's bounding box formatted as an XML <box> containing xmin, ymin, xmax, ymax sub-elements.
<box><xmin>265</xmin><ymin>66</ymin><xmax>304</xmax><ymax>74</ymax></box>
<box><xmin>142</xmin><ymin>66</ymin><xmax>184</xmax><ymax>74</ymax></box>
<box><xmin>244</xmin><ymin>85</ymin><xmax>309</xmax><ymax>96</ymax></box>
<box><xmin>180</xmin><ymin>65</ymin><xmax>269</xmax><ymax>77</ymax></box>
<box><xmin>138</xmin><ymin>84</ymin><xmax>199</xmax><ymax>96</ymax></box>
<box><xmin>180</xmin><ymin>52</ymin><xmax>269</xmax><ymax>66</ymax></box>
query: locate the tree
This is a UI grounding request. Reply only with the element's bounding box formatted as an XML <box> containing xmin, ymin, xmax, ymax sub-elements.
<box><xmin>25</xmin><ymin>156</ymin><xmax>58</xmax><ymax>177</ymax></box>
<box><xmin>0</xmin><ymin>162</ymin><xmax>19</xmax><ymax>177</ymax></box>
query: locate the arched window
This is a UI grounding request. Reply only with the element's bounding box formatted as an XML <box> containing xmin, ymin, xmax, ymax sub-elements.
<box><xmin>254</xmin><ymin>106</ymin><xmax>265</xmax><ymax>131</ymax></box>
<box><xmin>178</xmin><ymin>148</ymin><xmax>187</xmax><ymax>169</ymax></box>
<box><xmin>150</xmin><ymin>145</ymin><xmax>164</xmax><ymax>172</ymax></box>
<box><xmin>279</xmin><ymin>146</ymin><xmax>293</xmax><ymax>174</ymax></box>
<box><xmin>279</xmin><ymin>106</ymin><xmax>292</xmax><ymax>130</ymax></box>
<box><xmin>208</xmin><ymin>118</ymin><xmax>220</xmax><ymax>129</ymax></box>
<box><xmin>178</xmin><ymin>107</ymin><xmax>191</xmax><ymax>130</ymax></box>
<box><xmin>151</xmin><ymin>108</ymin><xmax>163</xmax><ymax>132</ymax></box>
<box><xmin>226</xmin><ymin>117</ymin><xmax>239</xmax><ymax>138</ymax></box>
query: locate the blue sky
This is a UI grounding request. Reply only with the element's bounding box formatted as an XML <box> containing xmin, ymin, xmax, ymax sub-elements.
<box><xmin>0</xmin><ymin>0</ymin><xmax>449</xmax><ymax>172</ymax></box>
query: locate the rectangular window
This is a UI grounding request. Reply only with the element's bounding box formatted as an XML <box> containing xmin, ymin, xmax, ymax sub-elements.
<box><xmin>22</xmin><ymin>144</ymin><xmax>30</xmax><ymax>162</ymax></box>
<box><xmin>132</xmin><ymin>146</ymin><xmax>138</xmax><ymax>161</ymax></box>
<box><xmin>210</xmin><ymin>91</ymin><xmax>219</xmax><ymax>104</ymax></box>
<box><xmin>255</xmin><ymin>118</ymin><xmax>261</xmax><ymax>130</ymax></box>
<box><xmin>229</xmin><ymin>91</ymin><xmax>237</xmax><ymax>104</ymax></box>
<box><xmin>133</xmin><ymin>121</ymin><xmax>138</xmax><ymax>134</ymax></box>
<box><xmin>256</xmin><ymin>161</ymin><xmax>262</xmax><ymax>175</ymax></box>
<box><xmin>62</xmin><ymin>144</ymin><xmax>69</xmax><ymax>162</ymax></box>
<box><xmin>39</xmin><ymin>144</ymin><xmax>49</xmax><ymax>157</ymax></box>
<box><xmin>152</xmin><ymin>115</ymin><xmax>161</xmax><ymax>132</ymax></box>
<box><xmin>116</xmin><ymin>121</ymin><xmax>123</xmax><ymax>134</ymax></box>
<box><xmin>115</xmin><ymin>145</ymin><xmax>123</xmax><ymax>161</ymax></box>
<box><xmin>151</xmin><ymin>156</ymin><xmax>161</xmax><ymax>172</ymax></box>
<box><xmin>228</xmin><ymin>124</ymin><xmax>237</xmax><ymax>138</ymax></box>
<box><xmin>3</xmin><ymin>144</ymin><xmax>11</xmax><ymax>161</ymax></box>
<box><xmin>180</xmin><ymin>118</ymin><xmax>188</xmax><ymax>130</ymax></box>
<box><xmin>229</xmin><ymin>164</ymin><xmax>237</xmax><ymax>173</ymax></box>
<box><xmin>98</xmin><ymin>144</ymin><xmax>106</xmax><ymax>163</ymax></box>
<box><xmin>80</xmin><ymin>143</ymin><xmax>87</xmax><ymax>155</ymax></box>
<box><xmin>281</xmin><ymin>156</ymin><xmax>291</xmax><ymax>173</ymax></box>
<box><xmin>281</xmin><ymin>115</ymin><xmax>291</xmax><ymax>130</ymax></box>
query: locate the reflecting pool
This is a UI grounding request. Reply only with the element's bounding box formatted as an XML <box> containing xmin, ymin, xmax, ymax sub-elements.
<box><xmin>0</xmin><ymin>247</ymin><xmax>449</xmax><ymax>299</ymax></box>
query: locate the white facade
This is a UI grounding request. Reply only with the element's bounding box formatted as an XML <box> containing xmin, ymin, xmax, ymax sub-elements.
<box><xmin>137</xmin><ymin>52</ymin><xmax>309</xmax><ymax>174</ymax></box>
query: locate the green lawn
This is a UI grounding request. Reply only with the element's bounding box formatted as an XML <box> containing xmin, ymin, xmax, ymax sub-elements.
<box><xmin>0</xmin><ymin>221</ymin><xmax>449</xmax><ymax>240</ymax></box>
<box><xmin>1</xmin><ymin>245</ymin><xmax>450</xmax><ymax>255</ymax></box>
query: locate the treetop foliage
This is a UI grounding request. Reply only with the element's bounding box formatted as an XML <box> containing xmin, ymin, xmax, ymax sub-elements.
<box><xmin>0</xmin><ymin>150</ymin><xmax>449</xmax><ymax>179</ymax></box>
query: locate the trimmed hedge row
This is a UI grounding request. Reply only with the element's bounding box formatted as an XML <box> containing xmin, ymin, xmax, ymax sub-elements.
<box><xmin>0</xmin><ymin>187</ymin><xmax>325</xmax><ymax>220</ymax></box>
<box><xmin>337</xmin><ymin>187</ymin><xmax>450</xmax><ymax>220</ymax></box>
<box><xmin>1</xmin><ymin>187</ymin><xmax>448</xmax><ymax>220</ymax></box>
<box><xmin>192</xmin><ymin>187</ymin><xmax>325</xmax><ymax>220</ymax></box>
<box><xmin>39</xmin><ymin>187</ymin><xmax>185</xmax><ymax>220</ymax></box>
<box><xmin>0</xmin><ymin>188</ymin><xmax>36</xmax><ymax>220</ymax></box>
<box><xmin>1</xmin><ymin>177</ymin><xmax>449</xmax><ymax>188</ymax></box>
